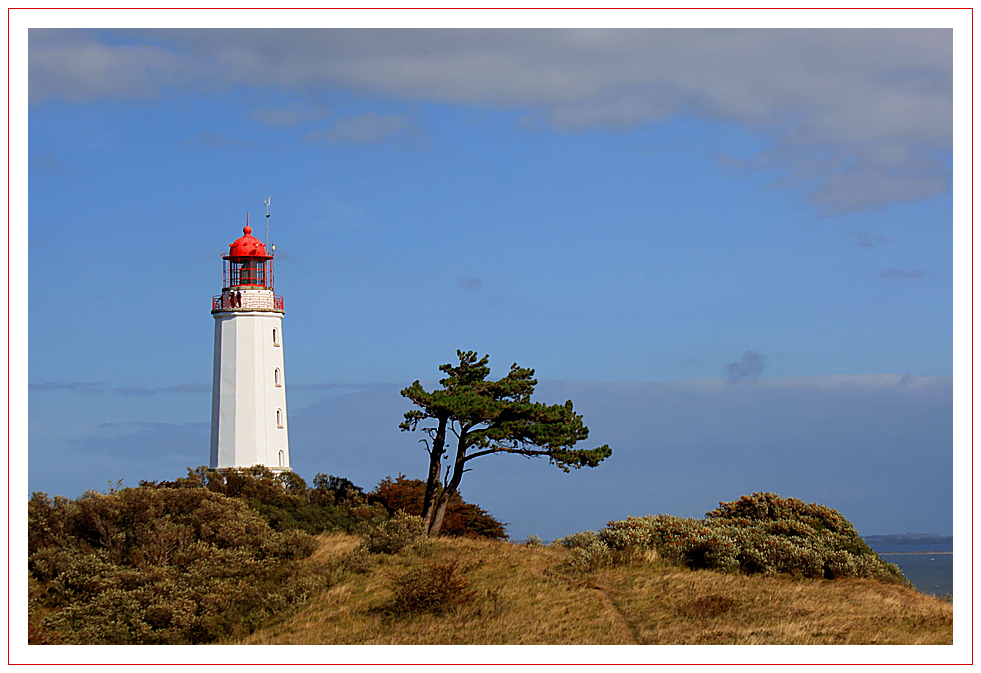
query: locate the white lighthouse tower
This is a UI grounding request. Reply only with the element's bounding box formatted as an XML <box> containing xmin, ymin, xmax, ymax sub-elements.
<box><xmin>209</xmin><ymin>215</ymin><xmax>291</xmax><ymax>472</ymax></box>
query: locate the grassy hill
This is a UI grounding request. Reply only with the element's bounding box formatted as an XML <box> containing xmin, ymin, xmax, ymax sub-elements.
<box><xmin>237</xmin><ymin>533</ymin><xmax>952</xmax><ymax>646</ymax></box>
<box><xmin>28</xmin><ymin>471</ymin><xmax>952</xmax><ymax>646</ymax></box>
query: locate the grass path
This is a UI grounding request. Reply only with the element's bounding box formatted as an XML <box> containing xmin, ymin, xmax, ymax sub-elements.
<box><xmin>238</xmin><ymin>533</ymin><xmax>952</xmax><ymax>646</ymax></box>
<box><xmin>591</xmin><ymin>582</ymin><xmax>641</xmax><ymax>644</ymax></box>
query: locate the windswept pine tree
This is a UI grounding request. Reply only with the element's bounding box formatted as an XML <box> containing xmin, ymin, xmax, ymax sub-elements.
<box><xmin>400</xmin><ymin>350</ymin><xmax>612</xmax><ymax>536</ymax></box>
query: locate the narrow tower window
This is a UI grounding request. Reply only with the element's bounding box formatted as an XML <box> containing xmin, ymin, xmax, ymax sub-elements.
<box><xmin>272</xmin><ymin>327</ymin><xmax>280</xmax><ymax>346</ymax></box>
<box><xmin>274</xmin><ymin>368</ymin><xmax>282</xmax><ymax>387</ymax></box>
<box><xmin>277</xmin><ymin>408</ymin><xmax>284</xmax><ymax>428</ymax></box>
<box><xmin>279</xmin><ymin>450</ymin><xmax>285</xmax><ymax>467</ymax></box>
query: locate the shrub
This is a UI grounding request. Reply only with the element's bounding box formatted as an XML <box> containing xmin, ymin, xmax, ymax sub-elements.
<box><xmin>581</xmin><ymin>493</ymin><xmax>907</xmax><ymax>584</ymax></box>
<box><xmin>369</xmin><ymin>475</ymin><xmax>508</xmax><ymax>540</ymax></box>
<box><xmin>822</xmin><ymin>550</ymin><xmax>857</xmax><ymax>579</ymax></box>
<box><xmin>310</xmin><ymin>474</ymin><xmax>365</xmax><ymax>507</ymax></box>
<box><xmin>388</xmin><ymin>560</ymin><xmax>476</xmax><ymax>616</ymax></box>
<box><xmin>524</xmin><ymin>535</ymin><xmax>544</xmax><ymax>547</ymax></box>
<box><xmin>567</xmin><ymin>540</ymin><xmax>613</xmax><ymax>573</ymax></box>
<box><xmin>349</xmin><ymin>502</ymin><xmax>390</xmax><ymax>534</ymax></box>
<box><xmin>27</xmin><ymin>617</ymin><xmax>63</xmax><ymax>645</ymax></box>
<box><xmin>441</xmin><ymin>500</ymin><xmax>508</xmax><ymax>540</ymax></box>
<box><xmin>680</xmin><ymin>531</ymin><xmax>740</xmax><ymax>573</ymax></box>
<box><xmin>598</xmin><ymin>514</ymin><xmax>696</xmax><ymax>551</ymax></box>
<box><xmin>555</xmin><ymin>530</ymin><xmax>600</xmax><ymax>549</ymax></box>
<box><xmin>28</xmin><ymin>486</ymin><xmax>325</xmax><ymax>644</ymax></box>
<box><xmin>853</xmin><ymin>553</ymin><xmax>904</xmax><ymax>582</ymax></box>
<box><xmin>408</xmin><ymin>536</ymin><xmax>440</xmax><ymax>557</ymax></box>
<box><xmin>149</xmin><ymin>467</ymin><xmax>375</xmax><ymax>536</ymax></box>
<box><xmin>340</xmin><ymin>546</ymin><xmax>373</xmax><ymax>575</ymax></box>
<box><xmin>369</xmin><ymin>475</ymin><xmax>425</xmax><ymax>515</ymax></box>
<box><xmin>360</xmin><ymin>510</ymin><xmax>426</xmax><ymax>554</ymax></box>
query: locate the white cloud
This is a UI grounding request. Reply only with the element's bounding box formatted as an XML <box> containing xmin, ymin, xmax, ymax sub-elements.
<box><xmin>28</xmin><ymin>29</ymin><xmax>183</xmax><ymax>103</ymax></box>
<box><xmin>249</xmin><ymin>103</ymin><xmax>330</xmax><ymax>127</ymax></box>
<box><xmin>303</xmin><ymin>112</ymin><xmax>407</xmax><ymax>146</ymax></box>
<box><xmin>29</xmin><ymin>28</ymin><xmax>952</xmax><ymax>213</ymax></box>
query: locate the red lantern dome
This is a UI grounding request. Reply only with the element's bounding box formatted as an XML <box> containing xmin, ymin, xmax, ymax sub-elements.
<box><xmin>211</xmin><ymin>210</ymin><xmax>285</xmax><ymax>313</ymax></box>
<box><xmin>220</xmin><ymin>217</ymin><xmax>274</xmax><ymax>290</ymax></box>
<box><xmin>228</xmin><ymin>224</ymin><xmax>272</xmax><ymax>259</ymax></box>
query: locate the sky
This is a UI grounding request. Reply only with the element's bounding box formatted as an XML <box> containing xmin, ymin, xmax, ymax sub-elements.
<box><xmin>19</xmin><ymin>18</ymin><xmax>967</xmax><ymax>550</ymax></box>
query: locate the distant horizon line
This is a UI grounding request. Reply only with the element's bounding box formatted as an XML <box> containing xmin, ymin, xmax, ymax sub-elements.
<box><xmin>28</xmin><ymin>372</ymin><xmax>955</xmax><ymax>394</ymax></box>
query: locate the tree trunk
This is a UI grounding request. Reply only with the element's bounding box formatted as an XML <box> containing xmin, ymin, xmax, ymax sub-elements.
<box><xmin>428</xmin><ymin>487</ymin><xmax>453</xmax><ymax>537</ymax></box>
<box><xmin>428</xmin><ymin>432</ymin><xmax>468</xmax><ymax>536</ymax></box>
<box><xmin>420</xmin><ymin>415</ymin><xmax>447</xmax><ymax>530</ymax></box>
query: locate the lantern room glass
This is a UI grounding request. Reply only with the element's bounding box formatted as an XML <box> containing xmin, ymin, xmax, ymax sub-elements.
<box><xmin>223</xmin><ymin>257</ymin><xmax>274</xmax><ymax>290</ymax></box>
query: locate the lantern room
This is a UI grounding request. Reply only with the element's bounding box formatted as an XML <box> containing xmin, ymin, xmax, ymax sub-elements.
<box><xmin>223</xmin><ymin>222</ymin><xmax>274</xmax><ymax>290</ymax></box>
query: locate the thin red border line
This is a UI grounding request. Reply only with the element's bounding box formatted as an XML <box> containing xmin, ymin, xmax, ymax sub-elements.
<box><xmin>9</xmin><ymin>9</ymin><xmax>971</xmax><ymax>664</ymax></box>
<box><xmin>6</xmin><ymin>7</ymin><xmax>10</xmax><ymax>668</ymax></box>
<box><xmin>8</xmin><ymin>10</ymin><xmax>971</xmax><ymax>664</ymax></box>
<box><xmin>1</xmin><ymin>6</ymin><xmax>978</xmax><ymax>9</ymax></box>
<box><xmin>10</xmin><ymin>661</ymin><xmax>964</xmax><ymax>667</ymax></box>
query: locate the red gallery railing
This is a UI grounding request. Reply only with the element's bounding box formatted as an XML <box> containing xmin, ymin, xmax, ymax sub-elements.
<box><xmin>212</xmin><ymin>294</ymin><xmax>285</xmax><ymax>311</ymax></box>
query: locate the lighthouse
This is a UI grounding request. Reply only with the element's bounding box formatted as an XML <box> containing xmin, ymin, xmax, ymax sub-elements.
<box><xmin>209</xmin><ymin>215</ymin><xmax>291</xmax><ymax>472</ymax></box>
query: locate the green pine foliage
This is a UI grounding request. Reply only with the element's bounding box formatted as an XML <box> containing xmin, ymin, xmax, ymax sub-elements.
<box><xmin>400</xmin><ymin>350</ymin><xmax>611</xmax><ymax>536</ymax></box>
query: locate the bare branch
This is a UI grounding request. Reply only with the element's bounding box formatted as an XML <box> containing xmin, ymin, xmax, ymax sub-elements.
<box><xmin>463</xmin><ymin>447</ymin><xmax>501</xmax><ymax>462</ymax></box>
<box><xmin>464</xmin><ymin>445</ymin><xmax>550</xmax><ymax>463</ymax></box>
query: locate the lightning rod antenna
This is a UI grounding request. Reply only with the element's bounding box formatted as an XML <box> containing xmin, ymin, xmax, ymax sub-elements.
<box><xmin>264</xmin><ymin>197</ymin><xmax>271</xmax><ymax>249</ymax></box>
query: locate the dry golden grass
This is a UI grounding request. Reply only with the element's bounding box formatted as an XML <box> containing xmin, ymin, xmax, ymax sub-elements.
<box><xmin>597</xmin><ymin>561</ymin><xmax>953</xmax><ymax>645</ymax></box>
<box><xmin>307</xmin><ymin>531</ymin><xmax>362</xmax><ymax>562</ymax></box>
<box><xmin>236</xmin><ymin>534</ymin><xmax>952</xmax><ymax>646</ymax></box>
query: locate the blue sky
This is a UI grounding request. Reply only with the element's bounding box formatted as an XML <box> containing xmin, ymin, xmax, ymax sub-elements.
<box><xmin>21</xmin><ymin>24</ymin><xmax>964</xmax><ymax>543</ymax></box>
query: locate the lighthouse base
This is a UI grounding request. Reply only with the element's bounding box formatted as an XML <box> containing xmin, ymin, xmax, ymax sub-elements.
<box><xmin>210</xmin><ymin>306</ymin><xmax>290</xmax><ymax>472</ymax></box>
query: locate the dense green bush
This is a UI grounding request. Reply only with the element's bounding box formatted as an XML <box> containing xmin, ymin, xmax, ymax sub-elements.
<box><xmin>146</xmin><ymin>466</ymin><xmax>386</xmax><ymax>536</ymax></box>
<box><xmin>310</xmin><ymin>474</ymin><xmax>365</xmax><ymax>506</ymax></box>
<box><xmin>369</xmin><ymin>475</ymin><xmax>508</xmax><ymax>540</ymax></box>
<box><xmin>360</xmin><ymin>510</ymin><xmax>428</xmax><ymax>554</ymax></box>
<box><xmin>554</xmin><ymin>530</ymin><xmax>601</xmax><ymax>549</ymax></box>
<box><xmin>28</xmin><ymin>486</ymin><xmax>327</xmax><ymax>644</ymax></box>
<box><xmin>591</xmin><ymin>493</ymin><xmax>906</xmax><ymax>583</ymax></box>
<box><xmin>27</xmin><ymin>467</ymin><xmax>508</xmax><ymax>643</ymax></box>
<box><xmin>567</xmin><ymin>540</ymin><xmax>614</xmax><ymax>573</ymax></box>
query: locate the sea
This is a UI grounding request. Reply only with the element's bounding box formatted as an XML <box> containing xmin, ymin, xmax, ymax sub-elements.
<box><xmin>866</xmin><ymin>539</ymin><xmax>953</xmax><ymax>598</ymax></box>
